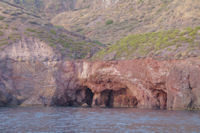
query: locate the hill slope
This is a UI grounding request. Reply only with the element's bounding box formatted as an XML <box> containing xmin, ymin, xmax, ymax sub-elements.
<box><xmin>93</xmin><ymin>26</ymin><xmax>200</xmax><ymax>60</ymax></box>
<box><xmin>51</xmin><ymin>0</ymin><xmax>200</xmax><ymax>44</ymax></box>
<box><xmin>1</xmin><ymin>0</ymin><xmax>200</xmax><ymax>60</ymax></box>
<box><xmin>0</xmin><ymin>0</ymin><xmax>104</xmax><ymax>59</ymax></box>
<box><xmin>6</xmin><ymin>0</ymin><xmax>93</xmax><ymax>19</ymax></box>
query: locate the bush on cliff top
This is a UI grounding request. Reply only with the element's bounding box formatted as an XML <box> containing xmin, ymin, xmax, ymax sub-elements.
<box><xmin>0</xmin><ymin>15</ymin><xmax>5</xmax><ymax>20</ymax></box>
<box><xmin>106</xmin><ymin>19</ymin><xmax>114</xmax><ymax>25</ymax></box>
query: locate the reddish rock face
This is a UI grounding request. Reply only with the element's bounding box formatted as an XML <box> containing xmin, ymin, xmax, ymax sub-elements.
<box><xmin>52</xmin><ymin>58</ymin><xmax>200</xmax><ymax>110</ymax></box>
<box><xmin>75</xmin><ymin>59</ymin><xmax>170</xmax><ymax>109</ymax></box>
<box><xmin>0</xmin><ymin>57</ymin><xmax>200</xmax><ymax>110</ymax></box>
<box><xmin>167</xmin><ymin>59</ymin><xmax>200</xmax><ymax>110</ymax></box>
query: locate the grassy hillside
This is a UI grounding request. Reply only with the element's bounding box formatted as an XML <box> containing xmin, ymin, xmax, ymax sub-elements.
<box><xmin>6</xmin><ymin>0</ymin><xmax>92</xmax><ymax>19</ymax></box>
<box><xmin>0</xmin><ymin>0</ymin><xmax>104</xmax><ymax>59</ymax></box>
<box><xmin>1</xmin><ymin>0</ymin><xmax>199</xmax><ymax>60</ymax></box>
<box><xmin>93</xmin><ymin>26</ymin><xmax>200</xmax><ymax>60</ymax></box>
<box><xmin>51</xmin><ymin>0</ymin><xmax>200</xmax><ymax>44</ymax></box>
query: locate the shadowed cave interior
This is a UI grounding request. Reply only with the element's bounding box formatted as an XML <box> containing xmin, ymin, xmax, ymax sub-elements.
<box><xmin>62</xmin><ymin>87</ymin><xmax>139</xmax><ymax>108</ymax></box>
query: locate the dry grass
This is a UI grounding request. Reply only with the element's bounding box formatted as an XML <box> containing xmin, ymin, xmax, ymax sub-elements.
<box><xmin>51</xmin><ymin>0</ymin><xmax>200</xmax><ymax>44</ymax></box>
<box><xmin>0</xmin><ymin>0</ymin><xmax>104</xmax><ymax>59</ymax></box>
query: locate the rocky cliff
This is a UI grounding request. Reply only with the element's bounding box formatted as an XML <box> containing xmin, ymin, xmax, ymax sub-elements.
<box><xmin>0</xmin><ymin>37</ymin><xmax>200</xmax><ymax>110</ymax></box>
<box><xmin>53</xmin><ymin>58</ymin><xmax>200</xmax><ymax>110</ymax></box>
<box><xmin>1</xmin><ymin>0</ymin><xmax>200</xmax><ymax>111</ymax></box>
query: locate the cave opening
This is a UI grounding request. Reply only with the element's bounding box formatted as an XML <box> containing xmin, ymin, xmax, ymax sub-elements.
<box><xmin>150</xmin><ymin>83</ymin><xmax>167</xmax><ymax>109</ymax></box>
<box><xmin>51</xmin><ymin>87</ymin><xmax>94</xmax><ymax>107</ymax></box>
<box><xmin>100</xmin><ymin>90</ymin><xmax>114</xmax><ymax>107</ymax></box>
<box><xmin>151</xmin><ymin>89</ymin><xmax>167</xmax><ymax>109</ymax></box>
<box><xmin>75</xmin><ymin>87</ymin><xmax>94</xmax><ymax>107</ymax></box>
<box><xmin>84</xmin><ymin>88</ymin><xmax>94</xmax><ymax>106</ymax></box>
<box><xmin>98</xmin><ymin>88</ymin><xmax>138</xmax><ymax>108</ymax></box>
<box><xmin>58</xmin><ymin>86</ymin><xmax>139</xmax><ymax>108</ymax></box>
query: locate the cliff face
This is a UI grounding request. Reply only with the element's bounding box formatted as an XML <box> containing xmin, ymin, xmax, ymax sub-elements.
<box><xmin>0</xmin><ymin>38</ymin><xmax>200</xmax><ymax>110</ymax></box>
<box><xmin>53</xmin><ymin>58</ymin><xmax>200</xmax><ymax>110</ymax></box>
<box><xmin>1</xmin><ymin>1</ymin><xmax>200</xmax><ymax>110</ymax></box>
<box><xmin>0</xmin><ymin>37</ymin><xmax>59</xmax><ymax>106</ymax></box>
<box><xmin>53</xmin><ymin>59</ymin><xmax>168</xmax><ymax>109</ymax></box>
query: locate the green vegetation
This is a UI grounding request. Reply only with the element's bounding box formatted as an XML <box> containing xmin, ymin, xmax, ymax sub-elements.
<box><xmin>94</xmin><ymin>40</ymin><xmax>104</xmax><ymax>46</ymax></box>
<box><xmin>76</xmin><ymin>28</ymin><xmax>83</xmax><ymax>32</ymax></box>
<box><xmin>94</xmin><ymin>26</ymin><xmax>200</xmax><ymax>60</ymax></box>
<box><xmin>5</xmin><ymin>24</ymin><xmax>9</xmax><ymax>29</ymax></box>
<box><xmin>8</xmin><ymin>34</ymin><xmax>21</xmax><ymax>41</ymax></box>
<box><xmin>55</xmin><ymin>25</ymin><xmax>64</xmax><ymax>29</ymax></box>
<box><xmin>50</xmin><ymin>29</ymin><xmax>57</xmax><ymax>35</ymax></box>
<box><xmin>138</xmin><ymin>0</ymin><xmax>144</xmax><ymax>4</ymax></box>
<box><xmin>0</xmin><ymin>0</ymin><xmax>103</xmax><ymax>59</ymax></box>
<box><xmin>0</xmin><ymin>38</ymin><xmax>9</xmax><ymax>46</ymax></box>
<box><xmin>49</xmin><ymin>43</ymin><xmax>56</xmax><ymax>48</ymax></box>
<box><xmin>0</xmin><ymin>31</ymin><xmax>3</xmax><ymax>36</ymax></box>
<box><xmin>105</xmin><ymin>19</ymin><xmax>114</xmax><ymax>25</ymax></box>
<box><xmin>0</xmin><ymin>15</ymin><xmax>5</xmax><ymax>20</ymax></box>
<box><xmin>24</xmin><ymin>26</ymin><xmax>102</xmax><ymax>59</ymax></box>
<box><xmin>26</xmin><ymin>28</ymin><xmax>37</xmax><ymax>32</ymax></box>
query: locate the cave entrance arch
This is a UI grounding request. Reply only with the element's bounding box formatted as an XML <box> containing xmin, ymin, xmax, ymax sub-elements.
<box><xmin>75</xmin><ymin>87</ymin><xmax>94</xmax><ymax>107</ymax></box>
<box><xmin>92</xmin><ymin>88</ymin><xmax>138</xmax><ymax>108</ymax></box>
<box><xmin>84</xmin><ymin>88</ymin><xmax>94</xmax><ymax>106</ymax></box>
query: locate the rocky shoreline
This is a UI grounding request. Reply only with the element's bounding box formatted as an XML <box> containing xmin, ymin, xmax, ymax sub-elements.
<box><xmin>1</xmin><ymin>57</ymin><xmax>200</xmax><ymax>110</ymax></box>
<box><xmin>0</xmin><ymin>38</ymin><xmax>200</xmax><ymax>110</ymax></box>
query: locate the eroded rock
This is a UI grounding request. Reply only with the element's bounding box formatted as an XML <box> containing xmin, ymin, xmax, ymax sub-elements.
<box><xmin>167</xmin><ymin>59</ymin><xmax>200</xmax><ymax>110</ymax></box>
<box><xmin>0</xmin><ymin>37</ymin><xmax>200</xmax><ymax>110</ymax></box>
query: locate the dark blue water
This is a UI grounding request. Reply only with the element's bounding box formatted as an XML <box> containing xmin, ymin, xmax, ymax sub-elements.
<box><xmin>0</xmin><ymin>107</ymin><xmax>200</xmax><ymax>133</ymax></box>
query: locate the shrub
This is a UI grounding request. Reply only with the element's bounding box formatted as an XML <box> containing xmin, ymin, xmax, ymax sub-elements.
<box><xmin>26</xmin><ymin>28</ymin><xmax>37</xmax><ymax>32</ymax></box>
<box><xmin>94</xmin><ymin>26</ymin><xmax>200</xmax><ymax>60</ymax></box>
<box><xmin>50</xmin><ymin>29</ymin><xmax>57</xmax><ymax>35</ymax></box>
<box><xmin>55</xmin><ymin>25</ymin><xmax>64</xmax><ymax>29</ymax></box>
<box><xmin>0</xmin><ymin>31</ymin><xmax>3</xmax><ymax>36</ymax></box>
<box><xmin>94</xmin><ymin>40</ymin><xmax>104</xmax><ymax>46</ymax></box>
<box><xmin>76</xmin><ymin>28</ymin><xmax>83</xmax><ymax>32</ymax></box>
<box><xmin>106</xmin><ymin>19</ymin><xmax>114</xmax><ymax>25</ymax></box>
<box><xmin>49</xmin><ymin>43</ymin><xmax>56</xmax><ymax>48</ymax></box>
<box><xmin>0</xmin><ymin>16</ymin><xmax>5</xmax><ymax>20</ymax></box>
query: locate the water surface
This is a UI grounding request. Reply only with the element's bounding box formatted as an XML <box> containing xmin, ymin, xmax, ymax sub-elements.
<box><xmin>0</xmin><ymin>107</ymin><xmax>200</xmax><ymax>133</ymax></box>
